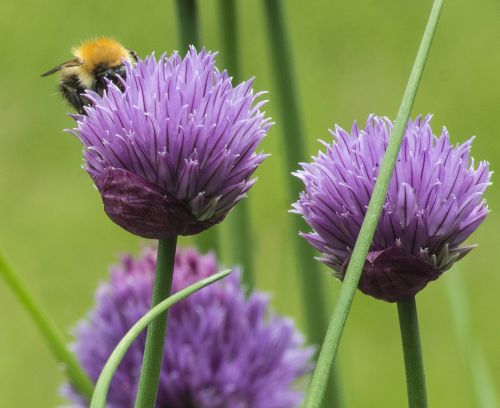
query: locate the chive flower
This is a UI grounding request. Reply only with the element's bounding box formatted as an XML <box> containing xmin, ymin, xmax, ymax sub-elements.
<box><xmin>293</xmin><ymin>115</ymin><xmax>490</xmax><ymax>302</ymax></box>
<box><xmin>69</xmin><ymin>47</ymin><xmax>270</xmax><ymax>238</ymax></box>
<box><xmin>63</xmin><ymin>247</ymin><xmax>314</xmax><ymax>407</ymax></box>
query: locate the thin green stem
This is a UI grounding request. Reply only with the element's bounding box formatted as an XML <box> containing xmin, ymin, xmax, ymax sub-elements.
<box><xmin>90</xmin><ymin>269</ymin><xmax>232</xmax><ymax>408</ymax></box>
<box><xmin>304</xmin><ymin>1</ymin><xmax>444</xmax><ymax>407</ymax></box>
<box><xmin>262</xmin><ymin>0</ymin><xmax>306</xmax><ymax>173</ymax></box>
<box><xmin>262</xmin><ymin>0</ymin><xmax>326</xmax><ymax>340</ymax></box>
<box><xmin>175</xmin><ymin>0</ymin><xmax>200</xmax><ymax>52</ymax></box>
<box><xmin>262</xmin><ymin>0</ymin><xmax>341</xmax><ymax>405</ymax></box>
<box><xmin>218</xmin><ymin>0</ymin><xmax>255</xmax><ymax>288</ymax></box>
<box><xmin>0</xmin><ymin>251</ymin><xmax>94</xmax><ymax>399</ymax></box>
<box><xmin>219</xmin><ymin>0</ymin><xmax>239</xmax><ymax>78</ymax></box>
<box><xmin>398</xmin><ymin>298</ymin><xmax>427</xmax><ymax>408</ymax></box>
<box><xmin>134</xmin><ymin>237</ymin><xmax>178</xmax><ymax>408</ymax></box>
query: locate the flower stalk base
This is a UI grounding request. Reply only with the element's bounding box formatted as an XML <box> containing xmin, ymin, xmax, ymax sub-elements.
<box><xmin>134</xmin><ymin>237</ymin><xmax>178</xmax><ymax>408</ymax></box>
<box><xmin>398</xmin><ymin>297</ymin><xmax>428</xmax><ymax>408</ymax></box>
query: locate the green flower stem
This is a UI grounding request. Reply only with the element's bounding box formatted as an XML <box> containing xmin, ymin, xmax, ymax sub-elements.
<box><xmin>446</xmin><ymin>270</ymin><xmax>499</xmax><ymax>408</ymax></box>
<box><xmin>175</xmin><ymin>0</ymin><xmax>200</xmax><ymax>52</ymax></box>
<box><xmin>262</xmin><ymin>0</ymin><xmax>341</xmax><ymax>405</ymax></box>
<box><xmin>90</xmin><ymin>269</ymin><xmax>231</xmax><ymax>408</ymax></box>
<box><xmin>397</xmin><ymin>298</ymin><xmax>427</xmax><ymax>408</ymax></box>
<box><xmin>0</xmin><ymin>251</ymin><xmax>94</xmax><ymax>399</ymax></box>
<box><xmin>304</xmin><ymin>1</ymin><xmax>444</xmax><ymax>407</ymax></box>
<box><xmin>218</xmin><ymin>0</ymin><xmax>255</xmax><ymax>288</ymax></box>
<box><xmin>134</xmin><ymin>237</ymin><xmax>178</xmax><ymax>408</ymax></box>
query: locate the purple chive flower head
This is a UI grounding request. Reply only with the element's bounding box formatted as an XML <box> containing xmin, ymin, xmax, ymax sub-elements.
<box><xmin>70</xmin><ymin>47</ymin><xmax>270</xmax><ymax>239</ymax></box>
<box><xmin>64</xmin><ymin>247</ymin><xmax>314</xmax><ymax>407</ymax></box>
<box><xmin>293</xmin><ymin>115</ymin><xmax>491</xmax><ymax>302</ymax></box>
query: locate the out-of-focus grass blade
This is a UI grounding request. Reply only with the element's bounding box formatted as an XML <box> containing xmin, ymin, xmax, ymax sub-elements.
<box><xmin>175</xmin><ymin>0</ymin><xmax>199</xmax><ymax>53</ymax></box>
<box><xmin>218</xmin><ymin>0</ymin><xmax>255</xmax><ymax>288</ymax></box>
<box><xmin>0</xmin><ymin>250</ymin><xmax>94</xmax><ymax>398</ymax></box>
<box><xmin>261</xmin><ymin>0</ymin><xmax>341</xmax><ymax>405</ymax></box>
<box><xmin>446</xmin><ymin>269</ymin><xmax>499</xmax><ymax>408</ymax></box>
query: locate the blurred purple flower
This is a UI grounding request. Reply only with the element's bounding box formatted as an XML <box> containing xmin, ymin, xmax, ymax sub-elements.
<box><xmin>64</xmin><ymin>247</ymin><xmax>313</xmax><ymax>407</ymax></box>
<box><xmin>69</xmin><ymin>47</ymin><xmax>270</xmax><ymax>239</ymax></box>
<box><xmin>293</xmin><ymin>115</ymin><xmax>491</xmax><ymax>302</ymax></box>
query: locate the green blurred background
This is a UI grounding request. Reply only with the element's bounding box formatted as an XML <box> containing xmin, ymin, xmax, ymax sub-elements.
<box><xmin>0</xmin><ymin>0</ymin><xmax>499</xmax><ymax>406</ymax></box>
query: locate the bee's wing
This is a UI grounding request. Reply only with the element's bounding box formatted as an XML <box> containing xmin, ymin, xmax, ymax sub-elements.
<box><xmin>41</xmin><ymin>59</ymin><xmax>81</xmax><ymax>77</ymax></box>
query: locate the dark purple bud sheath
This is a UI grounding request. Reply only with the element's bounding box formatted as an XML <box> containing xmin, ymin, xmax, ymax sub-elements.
<box><xmin>63</xmin><ymin>247</ymin><xmax>314</xmax><ymax>408</ymax></box>
<box><xmin>69</xmin><ymin>48</ymin><xmax>270</xmax><ymax>406</ymax></box>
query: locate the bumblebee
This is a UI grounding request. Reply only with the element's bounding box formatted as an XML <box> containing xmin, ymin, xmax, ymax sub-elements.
<box><xmin>42</xmin><ymin>37</ymin><xmax>138</xmax><ymax>114</ymax></box>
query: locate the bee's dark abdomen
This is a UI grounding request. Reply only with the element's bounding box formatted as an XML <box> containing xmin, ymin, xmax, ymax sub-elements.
<box><xmin>59</xmin><ymin>74</ymin><xmax>88</xmax><ymax>114</ymax></box>
<box><xmin>59</xmin><ymin>63</ymin><xmax>130</xmax><ymax>115</ymax></box>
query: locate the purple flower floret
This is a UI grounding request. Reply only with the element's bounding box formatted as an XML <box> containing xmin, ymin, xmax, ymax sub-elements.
<box><xmin>63</xmin><ymin>247</ymin><xmax>314</xmax><ymax>407</ymax></box>
<box><xmin>70</xmin><ymin>47</ymin><xmax>270</xmax><ymax>239</ymax></box>
<box><xmin>293</xmin><ymin>115</ymin><xmax>491</xmax><ymax>302</ymax></box>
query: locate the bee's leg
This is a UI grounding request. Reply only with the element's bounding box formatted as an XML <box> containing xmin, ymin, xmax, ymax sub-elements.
<box><xmin>59</xmin><ymin>82</ymin><xmax>86</xmax><ymax>114</ymax></box>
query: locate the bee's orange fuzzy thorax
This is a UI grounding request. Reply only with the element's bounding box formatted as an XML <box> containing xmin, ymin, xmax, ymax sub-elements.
<box><xmin>73</xmin><ymin>38</ymin><xmax>130</xmax><ymax>74</ymax></box>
